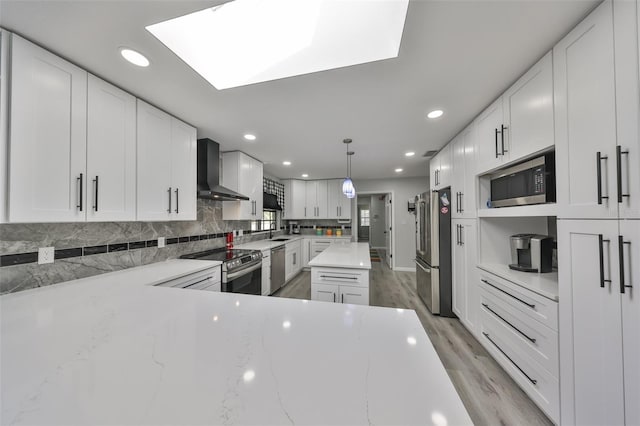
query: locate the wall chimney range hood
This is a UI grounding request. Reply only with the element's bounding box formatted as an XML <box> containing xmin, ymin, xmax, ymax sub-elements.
<box><xmin>197</xmin><ymin>138</ymin><xmax>250</xmax><ymax>201</ymax></box>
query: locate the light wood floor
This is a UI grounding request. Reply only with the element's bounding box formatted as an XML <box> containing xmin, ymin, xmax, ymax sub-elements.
<box><xmin>274</xmin><ymin>259</ymin><xmax>553</xmax><ymax>426</ymax></box>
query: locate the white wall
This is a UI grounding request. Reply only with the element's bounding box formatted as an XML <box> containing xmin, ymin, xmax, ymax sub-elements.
<box><xmin>353</xmin><ymin>177</ymin><xmax>428</xmax><ymax>270</ymax></box>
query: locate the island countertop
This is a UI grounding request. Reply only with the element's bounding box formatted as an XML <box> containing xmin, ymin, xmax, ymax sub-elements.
<box><xmin>308</xmin><ymin>242</ymin><xmax>372</xmax><ymax>270</ymax></box>
<box><xmin>0</xmin><ymin>259</ymin><xmax>471</xmax><ymax>425</ymax></box>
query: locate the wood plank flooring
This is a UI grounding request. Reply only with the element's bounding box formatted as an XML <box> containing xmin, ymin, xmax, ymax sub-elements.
<box><xmin>274</xmin><ymin>260</ymin><xmax>553</xmax><ymax>426</ymax></box>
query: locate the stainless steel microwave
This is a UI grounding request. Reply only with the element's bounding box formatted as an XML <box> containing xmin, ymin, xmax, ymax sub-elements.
<box><xmin>489</xmin><ymin>153</ymin><xmax>556</xmax><ymax>207</ymax></box>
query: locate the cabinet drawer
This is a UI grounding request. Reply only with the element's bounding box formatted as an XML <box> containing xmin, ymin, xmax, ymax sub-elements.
<box><xmin>479</xmin><ymin>271</ymin><xmax>558</xmax><ymax>331</ymax></box>
<box><xmin>479</xmin><ymin>314</ymin><xmax>559</xmax><ymax>423</ymax></box>
<box><xmin>311</xmin><ymin>267</ymin><xmax>369</xmax><ymax>288</ymax></box>
<box><xmin>311</xmin><ymin>282</ymin><xmax>339</xmax><ymax>303</ymax></box>
<box><xmin>285</xmin><ymin>239</ymin><xmax>302</xmax><ymax>253</ymax></box>
<box><xmin>479</xmin><ymin>288</ymin><xmax>558</xmax><ymax>376</ymax></box>
<box><xmin>155</xmin><ymin>266</ymin><xmax>221</xmax><ymax>289</ymax></box>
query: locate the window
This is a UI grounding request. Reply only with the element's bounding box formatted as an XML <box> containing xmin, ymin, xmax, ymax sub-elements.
<box><xmin>360</xmin><ymin>209</ymin><xmax>370</xmax><ymax>226</ymax></box>
<box><xmin>251</xmin><ymin>210</ymin><xmax>277</xmax><ymax>232</ymax></box>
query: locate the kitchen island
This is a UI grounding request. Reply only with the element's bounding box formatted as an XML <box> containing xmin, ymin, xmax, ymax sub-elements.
<box><xmin>1</xmin><ymin>259</ymin><xmax>471</xmax><ymax>425</ymax></box>
<box><xmin>308</xmin><ymin>242</ymin><xmax>372</xmax><ymax>305</ymax></box>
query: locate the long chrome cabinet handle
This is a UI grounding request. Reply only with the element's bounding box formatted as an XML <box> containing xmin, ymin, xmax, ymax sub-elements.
<box><xmin>482</xmin><ymin>303</ymin><xmax>537</xmax><ymax>343</ymax></box>
<box><xmin>320</xmin><ymin>275</ymin><xmax>358</xmax><ymax>280</ymax></box>
<box><xmin>168</xmin><ymin>187</ymin><xmax>172</xmax><ymax>213</ymax></box>
<box><xmin>597</xmin><ymin>152</ymin><xmax>609</xmax><ymax>204</ymax></box>
<box><xmin>500</xmin><ymin>124</ymin><xmax>508</xmax><ymax>154</ymax></box>
<box><xmin>616</xmin><ymin>145</ymin><xmax>630</xmax><ymax>203</ymax></box>
<box><xmin>175</xmin><ymin>188</ymin><xmax>179</xmax><ymax>214</ymax></box>
<box><xmin>482</xmin><ymin>332</ymin><xmax>537</xmax><ymax>385</ymax></box>
<box><xmin>77</xmin><ymin>173</ymin><xmax>83</xmax><ymax>211</ymax></box>
<box><xmin>481</xmin><ymin>279</ymin><xmax>535</xmax><ymax>309</ymax></box>
<box><xmin>495</xmin><ymin>128</ymin><xmax>499</xmax><ymax>158</ymax></box>
<box><xmin>619</xmin><ymin>235</ymin><xmax>632</xmax><ymax>294</ymax></box>
<box><xmin>92</xmin><ymin>176</ymin><xmax>99</xmax><ymax>211</ymax></box>
<box><xmin>459</xmin><ymin>192</ymin><xmax>464</xmax><ymax>213</ymax></box>
<box><xmin>599</xmin><ymin>234</ymin><xmax>612</xmax><ymax>288</ymax></box>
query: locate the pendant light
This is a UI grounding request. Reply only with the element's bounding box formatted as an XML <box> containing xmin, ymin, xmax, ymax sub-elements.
<box><xmin>342</xmin><ymin>138</ymin><xmax>356</xmax><ymax>198</ymax></box>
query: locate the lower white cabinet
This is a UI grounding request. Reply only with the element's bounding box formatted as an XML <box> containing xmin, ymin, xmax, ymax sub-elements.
<box><xmin>452</xmin><ymin>219</ymin><xmax>478</xmax><ymax>332</ymax></box>
<box><xmin>285</xmin><ymin>239</ymin><xmax>302</xmax><ymax>282</ymax></box>
<box><xmin>477</xmin><ymin>270</ymin><xmax>559</xmax><ymax>423</ymax></box>
<box><xmin>302</xmin><ymin>238</ymin><xmax>310</xmax><ymax>268</ymax></box>
<box><xmin>155</xmin><ymin>266</ymin><xmax>222</xmax><ymax>292</ymax></box>
<box><xmin>311</xmin><ymin>267</ymin><xmax>369</xmax><ymax>306</ymax></box>
<box><xmin>261</xmin><ymin>249</ymin><xmax>271</xmax><ymax>296</ymax></box>
<box><xmin>558</xmin><ymin>219</ymin><xmax>638</xmax><ymax>426</ymax></box>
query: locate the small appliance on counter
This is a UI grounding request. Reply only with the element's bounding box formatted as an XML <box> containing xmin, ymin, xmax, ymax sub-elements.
<box><xmin>289</xmin><ymin>222</ymin><xmax>300</xmax><ymax>235</ymax></box>
<box><xmin>509</xmin><ymin>234</ymin><xmax>554</xmax><ymax>273</ymax></box>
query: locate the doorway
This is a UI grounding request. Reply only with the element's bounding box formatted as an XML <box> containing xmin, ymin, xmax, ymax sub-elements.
<box><xmin>355</xmin><ymin>192</ymin><xmax>393</xmax><ymax>269</ymax></box>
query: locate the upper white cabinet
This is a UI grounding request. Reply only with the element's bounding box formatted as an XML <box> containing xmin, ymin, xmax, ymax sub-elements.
<box><xmin>137</xmin><ymin>100</ymin><xmax>196</xmax><ymax>221</ymax></box>
<box><xmin>222</xmin><ymin>151</ymin><xmax>263</xmax><ymax>220</ymax></box>
<box><xmin>305</xmin><ymin>180</ymin><xmax>328</xmax><ymax>218</ymax></box>
<box><xmin>476</xmin><ymin>52</ymin><xmax>554</xmax><ymax>175</ymax></box>
<box><xmin>283</xmin><ymin>179</ymin><xmax>306</xmax><ymax>219</ymax></box>
<box><xmin>451</xmin><ymin>124</ymin><xmax>477</xmax><ymax>219</ymax></box>
<box><xmin>0</xmin><ymin>31</ymin><xmax>9</xmax><ymax>223</ymax></box>
<box><xmin>8</xmin><ymin>35</ymin><xmax>87</xmax><ymax>223</ymax></box>
<box><xmin>86</xmin><ymin>75</ymin><xmax>136</xmax><ymax>222</ymax></box>
<box><xmin>430</xmin><ymin>144</ymin><xmax>451</xmax><ymax>190</ymax></box>
<box><xmin>327</xmin><ymin>179</ymin><xmax>352</xmax><ymax>219</ymax></box>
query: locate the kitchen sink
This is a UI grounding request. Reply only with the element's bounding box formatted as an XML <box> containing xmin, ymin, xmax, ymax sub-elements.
<box><xmin>270</xmin><ymin>238</ymin><xmax>291</xmax><ymax>242</ymax></box>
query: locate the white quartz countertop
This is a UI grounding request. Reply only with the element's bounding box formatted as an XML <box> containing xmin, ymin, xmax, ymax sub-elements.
<box><xmin>1</xmin><ymin>259</ymin><xmax>470</xmax><ymax>425</ymax></box>
<box><xmin>308</xmin><ymin>242</ymin><xmax>372</xmax><ymax>270</ymax></box>
<box><xmin>236</xmin><ymin>235</ymin><xmax>352</xmax><ymax>252</ymax></box>
<box><xmin>478</xmin><ymin>263</ymin><xmax>559</xmax><ymax>301</ymax></box>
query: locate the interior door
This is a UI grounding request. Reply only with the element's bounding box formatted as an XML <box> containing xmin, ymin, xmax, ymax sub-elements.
<box><xmin>385</xmin><ymin>195</ymin><xmax>392</xmax><ymax>267</ymax></box>
<box><xmin>557</xmin><ymin>218</ymin><xmax>624</xmax><ymax>426</ymax></box>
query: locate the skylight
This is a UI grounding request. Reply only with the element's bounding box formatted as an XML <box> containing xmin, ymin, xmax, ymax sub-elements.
<box><xmin>146</xmin><ymin>0</ymin><xmax>409</xmax><ymax>90</ymax></box>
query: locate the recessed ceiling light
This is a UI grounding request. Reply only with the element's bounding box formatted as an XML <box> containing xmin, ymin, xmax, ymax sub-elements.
<box><xmin>146</xmin><ymin>0</ymin><xmax>409</xmax><ymax>90</ymax></box>
<box><xmin>395</xmin><ymin>168</ymin><xmax>403</xmax><ymax>173</ymax></box>
<box><xmin>405</xmin><ymin>151</ymin><xmax>415</xmax><ymax>157</ymax></box>
<box><xmin>301</xmin><ymin>173</ymin><xmax>309</xmax><ymax>178</ymax></box>
<box><xmin>283</xmin><ymin>161</ymin><xmax>291</xmax><ymax>166</ymax></box>
<box><xmin>120</xmin><ymin>48</ymin><xmax>150</xmax><ymax>67</ymax></box>
<box><xmin>244</xmin><ymin>134</ymin><xmax>256</xmax><ymax>141</ymax></box>
<box><xmin>427</xmin><ymin>109</ymin><xmax>444</xmax><ymax>119</ymax></box>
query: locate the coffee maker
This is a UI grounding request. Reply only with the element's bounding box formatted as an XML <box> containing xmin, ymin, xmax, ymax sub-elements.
<box><xmin>289</xmin><ymin>221</ymin><xmax>300</xmax><ymax>235</ymax></box>
<box><xmin>509</xmin><ymin>234</ymin><xmax>553</xmax><ymax>273</ymax></box>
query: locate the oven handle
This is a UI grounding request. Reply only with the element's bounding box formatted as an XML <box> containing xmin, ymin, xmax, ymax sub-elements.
<box><xmin>226</xmin><ymin>262</ymin><xmax>262</xmax><ymax>281</ymax></box>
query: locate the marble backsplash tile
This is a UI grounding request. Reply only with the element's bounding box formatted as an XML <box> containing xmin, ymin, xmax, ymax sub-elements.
<box><xmin>0</xmin><ymin>199</ymin><xmax>278</xmax><ymax>294</ymax></box>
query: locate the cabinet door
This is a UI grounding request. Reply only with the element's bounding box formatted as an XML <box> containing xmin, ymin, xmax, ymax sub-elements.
<box><xmin>451</xmin><ymin>136</ymin><xmax>465</xmax><ymax>219</ymax></box>
<box><xmin>452</xmin><ymin>220</ymin><xmax>478</xmax><ymax>332</ymax></box>
<box><xmin>315</xmin><ymin>180</ymin><xmax>328</xmax><ymax>218</ymax></box>
<box><xmin>557</xmin><ymin>219</ymin><xmax>624</xmax><ymax>426</ymax></box>
<box><xmin>429</xmin><ymin>152</ymin><xmax>440</xmax><ymax>190</ymax></box>
<box><xmin>311</xmin><ymin>283</ymin><xmax>338</xmax><ymax>303</ymax></box>
<box><xmin>452</xmin><ymin>223</ymin><xmax>466</xmax><ymax>319</ymax></box>
<box><xmin>170</xmin><ymin>117</ymin><xmax>197</xmax><ymax>221</ymax></box>
<box><xmin>9</xmin><ymin>35</ymin><xmax>87</xmax><ymax>222</ymax></box>
<box><xmin>137</xmin><ymin>100</ymin><xmax>172</xmax><ymax>221</ymax></box>
<box><xmin>327</xmin><ymin>179</ymin><xmax>341</xmax><ymax>219</ymax></box>
<box><xmin>475</xmin><ymin>97</ymin><xmax>504</xmax><ymax>174</ymax></box>
<box><xmin>339</xmin><ymin>284</ymin><xmax>368</xmax><ymax>305</ymax></box>
<box><xmin>504</xmin><ymin>51</ymin><xmax>554</xmax><ymax>162</ymax></box>
<box><xmin>620</xmin><ymin>219</ymin><xmax>639</xmax><ymax>425</ymax></box>
<box><xmin>462</xmin><ymin>124</ymin><xmax>477</xmax><ymax>218</ymax></box>
<box><xmin>86</xmin><ymin>75</ymin><xmax>136</xmax><ymax>222</ymax></box>
<box><xmin>614</xmin><ymin>0</ymin><xmax>640</xmax><ymax>219</ymax></box>
<box><xmin>555</xmin><ymin>1</ymin><xmax>618</xmax><ymax>220</ymax></box>
<box><xmin>305</xmin><ymin>181</ymin><xmax>317</xmax><ymax>217</ymax></box>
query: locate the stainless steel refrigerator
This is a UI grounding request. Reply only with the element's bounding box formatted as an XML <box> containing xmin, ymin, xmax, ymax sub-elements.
<box><xmin>415</xmin><ymin>188</ymin><xmax>454</xmax><ymax>317</ymax></box>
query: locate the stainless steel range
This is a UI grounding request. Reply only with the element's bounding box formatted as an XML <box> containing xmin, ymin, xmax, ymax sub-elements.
<box><xmin>181</xmin><ymin>248</ymin><xmax>263</xmax><ymax>295</ymax></box>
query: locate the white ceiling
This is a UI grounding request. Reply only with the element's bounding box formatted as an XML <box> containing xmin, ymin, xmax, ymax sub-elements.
<box><xmin>0</xmin><ymin>0</ymin><xmax>598</xmax><ymax>180</ymax></box>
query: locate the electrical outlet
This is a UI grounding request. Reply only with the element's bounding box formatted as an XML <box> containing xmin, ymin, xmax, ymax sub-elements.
<box><xmin>238</xmin><ymin>229</ymin><xmax>244</xmax><ymax>236</ymax></box>
<box><xmin>158</xmin><ymin>237</ymin><xmax>165</xmax><ymax>248</ymax></box>
<box><xmin>233</xmin><ymin>230</ymin><xmax>238</xmax><ymax>237</ymax></box>
<box><xmin>38</xmin><ymin>247</ymin><xmax>55</xmax><ymax>264</ymax></box>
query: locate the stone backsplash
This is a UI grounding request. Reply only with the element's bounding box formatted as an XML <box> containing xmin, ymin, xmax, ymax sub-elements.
<box><xmin>0</xmin><ymin>199</ymin><xmax>279</xmax><ymax>294</ymax></box>
<box><xmin>283</xmin><ymin>219</ymin><xmax>352</xmax><ymax>236</ymax></box>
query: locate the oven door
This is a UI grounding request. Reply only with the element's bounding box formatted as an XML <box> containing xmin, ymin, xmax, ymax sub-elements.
<box><xmin>223</xmin><ymin>262</ymin><xmax>262</xmax><ymax>295</ymax></box>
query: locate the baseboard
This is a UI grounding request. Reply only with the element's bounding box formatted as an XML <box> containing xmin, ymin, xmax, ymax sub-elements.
<box><xmin>393</xmin><ymin>266</ymin><xmax>416</xmax><ymax>272</ymax></box>
<box><xmin>371</xmin><ymin>246</ymin><xmax>386</xmax><ymax>250</ymax></box>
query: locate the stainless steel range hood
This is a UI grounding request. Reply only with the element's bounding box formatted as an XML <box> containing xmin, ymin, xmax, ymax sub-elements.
<box><xmin>197</xmin><ymin>138</ymin><xmax>250</xmax><ymax>201</ymax></box>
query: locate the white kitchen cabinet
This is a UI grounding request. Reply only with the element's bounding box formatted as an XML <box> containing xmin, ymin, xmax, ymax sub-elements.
<box><xmin>285</xmin><ymin>239</ymin><xmax>302</xmax><ymax>282</ymax></box>
<box><xmin>222</xmin><ymin>151</ymin><xmax>263</xmax><ymax>220</ymax></box>
<box><xmin>502</xmin><ymin>51</ymin><xmax>554</xmax><ymax>162</ymax></box>
<box><xmin>86</xmin><ymin>75</ymin><xmax>136</xmax><ymax>222</ymax></box>
<box><xmin>0</xmin><ymin>31</ymin><xmax>9</xmax><ymax>223</ymax></box>
<box><xmin>451</xmin><ymin>124</ymin><xmax>477</xmax><ymax>219</ymax></box>
<box><xmin>452</xmin><ymin>219</ymin><xmax>478</xmax><ymax>333</ymax></box>
<box><xmin>302</xmin><ymin>238</ymin><xmax>311</xmax><ymax>268</ymax></box>
<box><xmin>558</xmin><ymin>219</ymin><xmax>625</xmax><ymax>426</ymax></box>
<box><xmin>327</xmin><ymin>179</ymin><xmax>352</xmax><ymax>219</ymax></box>
<box><xmin>430</xmin><ymin>144</ymin><xmax>451</xmax><ymax>190</ymax></box>
<box><xmin>311</xmin><ymin>282</ymin><xmax>338</xmax><ymax>303</ymax></box>
<box><xmin>475</xmin><ymin>97</ymin><xmax>504</xmax><ymax>174</ymax></box>
<box><xmin>339</xmin><ymin>285</ymin><xmax>368</xmax><ymax>305</ymax></box>
<box><xmin>261</xmin><ymin>249</ymin><xmax>271</xmax><ymax>296</ymax></box>
<box><xmin>137</xmin><ymin>100</ymin><xmax>196</xmax><ymax>221</ymax></box>
<box><xmin>283</xmin><ymin>179</ymin><xmax>306</xmax><ymax>219</ymax></box>
<box><xmin>8</xmin><ymin>34</ymin><xmax>88</xmax><ymax>222</ymax></box>
<box><xmin>305</xmin><ymin>180</ymin><xmax>328</xmax><ymax>218</ymax></box>
<box><xmin>311</xmin><ymin>266</ymin><xmax>370</xmax><ymax>305</ymax></box>
<box><xmin>554</xmin><ymin>1</ymin><xmax>619</xmax><ymax>220</ymax></box>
